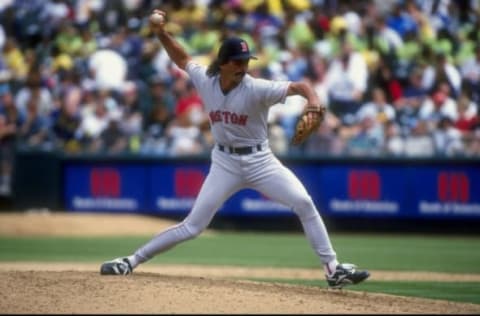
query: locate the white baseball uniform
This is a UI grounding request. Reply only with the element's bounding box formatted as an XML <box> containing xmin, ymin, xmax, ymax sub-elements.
<box><xmin>130</xmin><ymin>61</ymin><xmax>337</xmax><ymax>268</ymax></box>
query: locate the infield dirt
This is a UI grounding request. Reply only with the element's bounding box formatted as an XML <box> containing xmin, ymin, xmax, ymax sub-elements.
<box><xmin>0</xmin><ymin>212</ymin><xmax>479</xmax><ymax>314</ymax></box>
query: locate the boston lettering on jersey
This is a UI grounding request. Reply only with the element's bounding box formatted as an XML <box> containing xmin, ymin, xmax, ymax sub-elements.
<box><xmin>209</xmin><ymin>110</ymin><xmax>248</xmax><ymax>126</ymax></box>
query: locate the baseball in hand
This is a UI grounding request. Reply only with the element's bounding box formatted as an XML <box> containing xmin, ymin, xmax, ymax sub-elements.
<box><xmin>150</xmin><ymin>13</ymin><xmax>164</xmax><ymax>25</ymax></box>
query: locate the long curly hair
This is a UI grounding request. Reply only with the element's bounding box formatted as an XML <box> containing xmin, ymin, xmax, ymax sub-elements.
<box><xmin>206</xmin><ymin>58</ymin><xmax>222</xmax><ymax>77</ymax></box>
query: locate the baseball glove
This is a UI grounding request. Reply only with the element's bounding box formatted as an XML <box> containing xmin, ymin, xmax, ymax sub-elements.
<box><xmin>291</xmin><ymin>105</ymin><xmax>326</xmax><ymax>146</ymax></box>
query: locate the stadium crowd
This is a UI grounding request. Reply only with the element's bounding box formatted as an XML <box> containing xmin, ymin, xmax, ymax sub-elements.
<box><xmin>0</xmin><ymin>0</ymin><xmax>480</xmax><ymax>194</ymax></box>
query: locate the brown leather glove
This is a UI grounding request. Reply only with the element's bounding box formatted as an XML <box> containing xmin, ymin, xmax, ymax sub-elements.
<box><xmin>291</xmin><ymin>105</ymin><xmax>326</xmax><ymax>146</ymax></box>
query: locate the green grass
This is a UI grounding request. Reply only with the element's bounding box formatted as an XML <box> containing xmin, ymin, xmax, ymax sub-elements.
<box><xmin>1</xmin><ymin>232</ymin><xmax>479</xmax><ymax>305</ymax></box>
<box><xmin>252</xmin><ymin>278</ymin><xmax>480</xmax><ymax>305</ymax></box>
<box><xmin>352</xmin><ymin>281</ymin><xmax>480</xmax><ymax>305</ymax></box>
<box><xmin>1</xmin><ymin>233</ymin><xmax>479</xmax><ymax>273</ymax></box>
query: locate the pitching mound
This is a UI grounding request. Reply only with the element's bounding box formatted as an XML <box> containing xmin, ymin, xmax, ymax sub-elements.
<box><xmin>0</xmin><ymin>268</ymin><xmax>478</xmax><ymax>314</ymax></box>
<box><xmin>1</xmin><ymin>212</ymin><xmax>479</xmax><ymax>314</ymax></box>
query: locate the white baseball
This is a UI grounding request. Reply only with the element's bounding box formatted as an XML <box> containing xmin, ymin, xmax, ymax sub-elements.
<box><xmin>150</xmin><ymin>13</ymin><xmax>164</xmax><ymax>25</ymax></box>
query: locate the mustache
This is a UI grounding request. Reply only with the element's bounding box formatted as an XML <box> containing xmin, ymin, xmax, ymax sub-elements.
<box><xmin>235</xmin><ymin>71</ymin><xmax>246</xmax><ymax>77</ymax></box>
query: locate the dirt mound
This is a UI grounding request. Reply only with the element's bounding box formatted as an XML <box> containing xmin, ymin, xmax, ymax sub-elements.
<box><xmin>1</xmin><ymin>270</ymin><xmax>479</xmax><ymax>314</ymax></box>
<box><xmin>1</xmin><ymin>212</ymin><xmax>479</xmax><ymax>314</ymax></box>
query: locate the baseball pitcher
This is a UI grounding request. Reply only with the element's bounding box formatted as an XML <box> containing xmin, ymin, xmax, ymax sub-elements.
<box><xmin>100</xmin><ymin>9</ymin><xmax>370</xmax><ymax>289</ymax></box>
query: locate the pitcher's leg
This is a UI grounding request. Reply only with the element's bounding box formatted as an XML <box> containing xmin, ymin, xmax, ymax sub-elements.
<box><xmin>130</xmin><ymin>163</ymin><xmax>243</xmax><ymax>268</ymax></box>
<box><xmin>253</xmin><ymin>163</ymin><xmax>337</xmax><ymax>266</ymax></box>
<box><xmin>253</xmin><ymin>160</ymin><xmax>370</xmax><ymax>289</ymax></box>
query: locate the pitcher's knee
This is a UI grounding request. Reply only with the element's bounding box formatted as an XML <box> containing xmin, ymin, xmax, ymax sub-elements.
<box><xmin>181</xmin><ymin>221</ymin><xmax>205</xmax><ymax>239</ymax></box>
<box><xmin>292</xmin><ymin>196</ymin><xmax>317</xmax><ymax>219</ymax></box>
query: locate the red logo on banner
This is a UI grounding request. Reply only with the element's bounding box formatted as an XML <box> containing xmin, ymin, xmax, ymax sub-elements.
<box><xmin>90</xmin><ymin>168</ymin><xmax>121</xmax><ymax>197</ymax></box>
<box><xmin>174</xmin><ymin>169</ymin><xmax>205</xmax><ymax>197</ymax></box>
<box><xmin>348</xmin><ymin>170</ymin><xmax>381</xmax><ymax>200</ymax></box>
<box><xmin>438</xmin><ymin>172</ymin><xmax>469</xmax><ymax>202</ymax></box>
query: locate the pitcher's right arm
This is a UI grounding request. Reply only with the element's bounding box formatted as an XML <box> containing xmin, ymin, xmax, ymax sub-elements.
<box><xmin>149</xmin><ymin>10</ymin><xmax>191</xmax><ymax>70</ymax></box>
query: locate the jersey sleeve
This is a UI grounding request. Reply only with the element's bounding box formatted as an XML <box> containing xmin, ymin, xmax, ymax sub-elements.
<box><xmin>185</xmin><ymin>61</ymin><xmax>208</xmax><ymax>91</ymax></box>
<box><xmin>253</xmin><ymin>78</ymin><xmax>290</xmax><ymax>107</ymax></box>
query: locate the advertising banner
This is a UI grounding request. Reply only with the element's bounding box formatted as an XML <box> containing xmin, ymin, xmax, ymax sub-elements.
<box><xmin>318</xmin><ymin>166</ymin><xmax>407</xmax><ymax>218</ymax></box>
<box><xmin>63</xmin><ymin>161</ymin><xmax>480</xmax><ymax>219</ymax></box>
<box><xmin>410</xmin><ymin>167</ymin><xmax>480</xmax><ymax>218</ymax></box>
<box><xmin>64</xmin><ymin>165</ymin><xmax>147</xmax><ymax>212</ymax></box>
<box><xmin>149</xmin><ymin>164</ymin><xmax>209</xmax><ymax>215</ymax></box>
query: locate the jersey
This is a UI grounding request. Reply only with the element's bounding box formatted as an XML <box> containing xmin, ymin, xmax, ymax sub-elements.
<box><xmin>186</xmin><ymin>61</ymin><xmax>290</xmax><ymax>147</ymax></box>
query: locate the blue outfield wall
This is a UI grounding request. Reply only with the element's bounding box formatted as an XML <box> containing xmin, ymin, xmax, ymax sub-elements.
<box><xmin>61</xmin><ymin>155</ymin><xmax>480</xmax><ymax>220</ymax></box>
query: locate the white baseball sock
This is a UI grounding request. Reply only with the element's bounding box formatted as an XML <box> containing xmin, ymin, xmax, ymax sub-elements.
<box><xmin>324</xmin><ymin>259</ymin><xmax>339</xmax><ymax>277</ymax></box>
<box><xmin>127</xmin><ymin>255</ymin><xmax>140</xmax><ymax>269</ymax></box>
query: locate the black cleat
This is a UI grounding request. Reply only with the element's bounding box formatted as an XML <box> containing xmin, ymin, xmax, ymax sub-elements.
<box><xmin>100</xmin><ymin>257</ymin><xmax>133</xmax><ymax>275</ymax></box>
<box><xmin>326</xmin><ymin>263</ymin><xmax>370</xmax><ymax>289</ymax></box>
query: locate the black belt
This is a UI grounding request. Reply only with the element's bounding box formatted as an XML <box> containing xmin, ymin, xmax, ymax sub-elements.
<box><xmin>218</xmin><ymin>144</ymin><xmax>263</xmax><ymax>155</ymax></box>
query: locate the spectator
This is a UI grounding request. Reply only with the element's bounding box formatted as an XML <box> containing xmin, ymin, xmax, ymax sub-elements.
<box><xmin>356</xmin><ymin>87</ymin><xmax>396</xmax><ymax>125</ymax></box>
<box><xmin>51</xmin><ymin>87</ymin><xmax>82</xmax><ymax>152</ymax></box>
<box><xmin>405</xmin><ymin>1</ymin><xmax>435</xmax><ymax>44</ymax></box>
<box><xmin>0</xmin><ymin>21</ymin><xmax>5</xmax><ymax>50</ymax></box>
<box><xmin>395</xmin><ymin>66</ymin><xmax>428</xmax><ymax>108</ymax></box>
<box><xmin>395</xmin><ymin>29</ymin><xmax>422</xmax><ymax>80</ymax></box>
<box><xmin>88</xmin><ymin>48</ymin><xmax>127</xmax><ymax>91</ymax></box>
<box><xmin>267</xmin><ymin>92</ymin><xmax>305</xmax><ymax>141</ymax></box>
<box><xmin>460</xmin><ymin>44</ymin><xmax>480</xmax><ymax>103</ymax></box>
<box><xmin>386</xmin><ymin>2</ymin><xmax>418</xmax><ymax>38</ymax></box>
<box><xmin>2</xmin><ymin>37</ymin><xmax>28</xmax><ymax>82</ymax></box>
<box><xmin>305</xmin><ymin>112</ymin><xmax>345</xmax><ymax>156</ymax></box>
<box><xmin>373</xmin><ymin>15</ymin><xmax>404</xmax><ymax>54</ymax></box>
<box><xmin>118</xmin><ymin>81</ymin><xmax>144</xmax><ymax>152</ymax></box>
<box><xmin>189</xmin><ymin>20</ymin><xmax>220</xmax><ymax>55</ymax></box>
<box><xmin>17</xmin><ymin>94</ymin><xmax>52</xmax><ymax>148</ymax></box>
<box><xmin>325</xmin><ymin>38</ymin><xmax>368</xmax><ymax>122</ymax></box>
<box><xmin>43</xmin><ymin>0</ymin><xmax>71</xmax><ymax>38</ymax></box>
<box><xmin>268</xmin><ymin>120</ymin><xmax>288</xmax><ymax>155</ymax></box>
<box><xmin>54</xmin><ymin>21</ymin><xmax>83</xmax><ymax>58</ymax></box>
<box><xmin>78</xmin><ymin>25</ymin><xmax>98</xmax><ymax>59</ymax></box>
<box><xmin>0</xmin><ymin>85</ymin><xmax>19</xmax><ymax>195</ymax></box>
<box><xmin>394</xmin><ymin>67</ymin><xmax>428</xmax><ymax>133</ymax></box>
<box><xmin>144</xmin><ymin>75</ymin><xmax>176</xmax><ymax>118</ymax></box>
<box><xmin>464</xmin><ymin>129</ymin><xmax>480</xmax><ymax>157</ymax></box>
<box><xmin>89</xmin><ymin>109</ymin><xmax>129</xmax><ymax>154</ymax></box>
<box><xmin>278</xmin><ymin>47</ymin><xmax>309</xmax><ymax>82</ymax></box>
<box><xmin>306</xmin><ymin>55</ymin><xmax>329</xmax><ymax>107</ymax></box>
<box><xmin>76</xmin><ymin>97</ymin><xmax>111</xmax><ymax>148</ymax></box>
<box><xmin>403</xmin><ymin>119</ymin><xmax>436</xmax><ymax>157</ymax></box>
<box><xmin>0</xmin><ymin>55</ymin><xmax>11</xmax><ymax>84</ymax></box>
<box><xmin>0</xmin><ymin>113</ymin><xmax>16</xmax><ymax>195</ymax></box>
<box><xmin>419</xmin><ymin>0</ymin><xmax>453</xmax><ymax>32</ymax></box>
<box><xmin>419</xmin><ymin>89</ymin><xmax>458</xmax><ymax>130</ymax></box>
<box><xmin>174</xmin><ymin>79</ymin><xmax>207</xmax><ymax>128</ymax></box>
<box><xmin>1</xmin><ymin>0</ymin><xmax>479</xmax><ymax>159</ymax></box>
<box><xmin>383</xmin><ymin>120</ymin><xmax>405</xmax><ymax>156</ymax></box>
<box><xmin>110</xmin><ymin>25</ymin><xmax>144</xmax><ymax>80</ymax></box>
<box><xmin>284</xmin><ymin>10</ymin><xmax>315</xmax><ymax>52</ymax></box>
<box><xmin>142</xmin><ymin>103</ymin><xmax>172</xmax><ymax>155</ymax></box>
<box><xmin>454</xmin><ymin>93</ymin><xmax>478</xmax><ymax>133</ymax></box>
<box><xmin>345</xmin><ymin>113</ymin><xmax>384</xmax><ymax>157</ymax></box>
<box><xmin>165</xmin><ymin>120</ymin><xmax>206</xmax><ymax>156</ymax></box>
<box><xmin>49</xmin><ymin>44</ymin><xmax>74</xmax><ymax>74</ymax></box>
<box><xmin>15</xmin><ymin>69</ymin><xmax>54</xmax><ymax>117</ymax></box>
<box><xmin>421</xmin><ymin>52</ymin><xmax>462</xmax><ymax>98</ymax></box>
<box><xmin>165</xmin><ymin>78</ymin><xmax>208</xmax><ymax>156</ymax></box>
<box><xmin>368</xmin><ymin>58</ymin><xmax>403</xmax><ymax>104</ymax></box>
<box><xmin>432</xmin><ymin>116</ymin><xmax>464</xmax><ymax>156</ymax></box>
<box><xmin>138</xmin><ymin>40</ymin><xmax>164</xmax><ymax>87</ymax></box>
